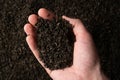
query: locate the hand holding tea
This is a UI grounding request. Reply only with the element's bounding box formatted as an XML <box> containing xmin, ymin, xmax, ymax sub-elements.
<box><xmin>24</xmin><ymin>8</ymin><xmax>108</xmax><ymax>80</ymax></box>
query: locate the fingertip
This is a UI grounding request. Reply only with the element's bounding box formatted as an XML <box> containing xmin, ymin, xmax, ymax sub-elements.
<box><xmin>28</xmin><ymin>14</ymin><xmax>38</xmax><ymax>26</ymax></box>
<box><xmin>24</xmin><ymin>23</ymin><xmax>32</xmax><ymax>34</ymax></box>
<box><xmin>62</xmin><ymin>15</ymin><xmax>66</xmax><ymax>19</ymax></box>
<box><xmin>24</xmin><ymin>23</ymin><xmax>28</xmax><ymax>32</ymax></box>
<box><xmin>38</xmin><ymin>8</ymin><xmax>55</xmax><ymax>20</ymax></box>
<box><xmin>38</xmin><ymin>8</ymin><xmax>49</xmax><ymax>17</ymax></box>
<box><xmin>62</xmin><ymin>15</ymin><xmax>73</xmax><ymax>22</ymax></box>
<box><xmin>24</xmin><ymin>23</ymin><xmax>36</xmax><ymax>37</ymax></box>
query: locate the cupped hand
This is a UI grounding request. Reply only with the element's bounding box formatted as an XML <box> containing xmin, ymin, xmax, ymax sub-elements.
<box><xmin>24</xmin><ymin>8</ymin><xmax>107</xmax><ymax>80</ymax></box>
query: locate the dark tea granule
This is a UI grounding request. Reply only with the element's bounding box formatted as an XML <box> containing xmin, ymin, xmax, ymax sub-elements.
<box><xmin>36</xmin><ymin>17</ymin><xmax>75</xmax><ymax>70</ymax></box>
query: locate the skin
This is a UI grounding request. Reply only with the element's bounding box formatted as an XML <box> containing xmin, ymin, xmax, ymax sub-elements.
<box><xmin>24</xmin><ymin>8</ymin><xmax>108</xmax><ymax>80</ymax></box>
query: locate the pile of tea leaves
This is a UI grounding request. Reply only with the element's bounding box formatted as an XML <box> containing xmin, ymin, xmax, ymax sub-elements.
<box><xmin>36</xmin><ymin>17</ymin><xmax>75</xmax><ymax>70</ymax></box>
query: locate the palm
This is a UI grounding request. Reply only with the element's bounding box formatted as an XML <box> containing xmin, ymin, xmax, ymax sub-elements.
<box><xmin>49</xmin><ymin>24</ymin><xmax>99</xmax><ymax>80</ymax></box>
<box><xmin>50</xmin><ymin>67</ymin><xmax>81</xmax><ymax>80</ymax></box>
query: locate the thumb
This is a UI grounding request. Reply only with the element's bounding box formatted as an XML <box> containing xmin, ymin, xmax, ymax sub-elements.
<box><xmin>62</xmin><ymin>15</ymin><xmax>98</xmax><ymax>70</ymax></box>
<box><xmin>62</xmin><ymin>15</ymin><xmax>90</xmax><ymax>41</ymax></box>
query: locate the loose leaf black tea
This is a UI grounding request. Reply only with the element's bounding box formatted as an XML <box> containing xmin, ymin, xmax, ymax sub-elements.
<box><xmin>36</xmin><ymin>17</ymin><xmax>75</xmax><ymax>70</ymax></box>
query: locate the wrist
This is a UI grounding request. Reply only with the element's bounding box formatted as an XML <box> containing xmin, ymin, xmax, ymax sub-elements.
<box><xmin>91</xmin><ymin>69</ymin><xmax>108</xmax><ymax>80</ymax></box>
<box><xmin>80</xmin><ymin>64</ymin><xmax>109</xmax><ymax>80</ymax></box>
<box><xmin>86</xmin><ymin>66</ymin><xmax>108</xmax><ymax>80</ymax></box>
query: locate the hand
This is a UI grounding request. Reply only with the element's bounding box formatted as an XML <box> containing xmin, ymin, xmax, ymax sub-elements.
<box><xmin>24</xmin><ymin>8</ymin><xmax>108</xmax><ymax>80</ymax></box>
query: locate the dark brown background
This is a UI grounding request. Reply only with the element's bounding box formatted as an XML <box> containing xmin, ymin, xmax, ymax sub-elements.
<box><xmin>0</xmin><ymin>0</ymin><xmax>120</xmax><ymax>80</ymax></box>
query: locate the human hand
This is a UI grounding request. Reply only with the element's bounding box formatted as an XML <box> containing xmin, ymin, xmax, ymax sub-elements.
<box><xmin>24</xmin><ymin>8</ymin><xmax>108</xmax><ymax>80</ymax></box>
